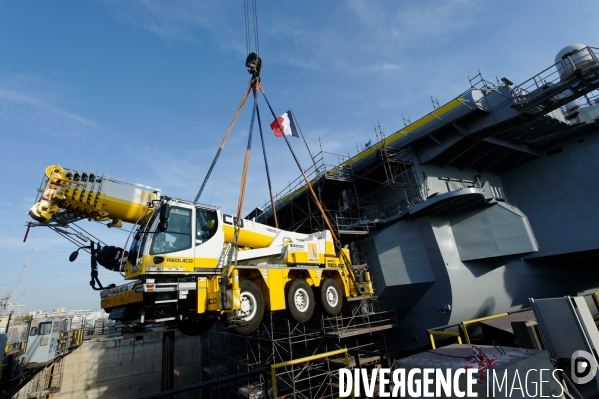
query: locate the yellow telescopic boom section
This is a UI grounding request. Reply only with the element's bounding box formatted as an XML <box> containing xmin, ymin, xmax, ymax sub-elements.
<box><xmin>29</xmin><ymin>165</ymin><xmax>160</xmax><ymax>228</ymax></box>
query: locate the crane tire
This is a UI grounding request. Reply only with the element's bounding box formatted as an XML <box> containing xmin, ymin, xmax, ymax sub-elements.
<box><xmin>320</xmin><ymin>278</ymin><xmax>343</xmax><ymax>316</ymax></box>
<box><xmin>230</xmin><ymin>280</ymin><xmax>264</xmax><ymax>335</ymax></box>
<box><xmin>286</xmin><ymin>279</ymin><xmax>315</xmax><ymax>323</ymax></box>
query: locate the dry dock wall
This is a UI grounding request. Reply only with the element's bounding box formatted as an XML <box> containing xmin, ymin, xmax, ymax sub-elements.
<box><xmin>16</xmin><ymin>330</ymin><xmax>202</xmax><ymax>399</ymax></box>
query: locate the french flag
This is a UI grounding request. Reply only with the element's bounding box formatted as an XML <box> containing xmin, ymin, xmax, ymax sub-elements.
<box><xmin>270</xmin><ymin>110</ymin><xmax>299</xmax><ymax>138</ymax></box>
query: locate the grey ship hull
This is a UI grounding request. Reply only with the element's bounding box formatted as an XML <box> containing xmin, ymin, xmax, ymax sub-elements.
<box><xmin>368</xmin><ymin>130</ymin><xmax>599</xmax><ymax>348</ymax></box>
<box><xmin>255</xmin><ymin>44</ymin><xmax>599</xmax><ymax>350</ymax></box>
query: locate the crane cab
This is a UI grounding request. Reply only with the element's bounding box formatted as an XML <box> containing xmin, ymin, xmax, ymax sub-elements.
<box><xmin>124</xmin><ymin>200</ymin><xmax>224</xmax><ymax>278</ymax></box>
<box><xmin>124</xmin><ymin>199</ymin><xmax>281</xmax><ymax>279</ymax></box>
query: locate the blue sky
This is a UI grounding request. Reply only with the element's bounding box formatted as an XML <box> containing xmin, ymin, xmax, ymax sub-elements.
<box><xmin>1</xmin><ymin>0</ymin><xmax>598</xmax><ymax>312</ymax></box>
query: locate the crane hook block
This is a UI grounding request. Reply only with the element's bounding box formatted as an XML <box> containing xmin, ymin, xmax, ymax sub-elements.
<box><xmin>246</xmin><ymin>52</ymin><xmax>262</xmax><ymax>77</ymax></box>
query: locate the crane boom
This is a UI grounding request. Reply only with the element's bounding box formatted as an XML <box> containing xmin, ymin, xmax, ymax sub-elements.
<box><xmin>1</xmin><ymin>249</ymin><xmax>34</xmax><ymax>314</ymax></box>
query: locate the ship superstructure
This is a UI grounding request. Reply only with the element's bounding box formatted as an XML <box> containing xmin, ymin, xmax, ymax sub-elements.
<box><xmin>254</xmin><ymin>43</ymin><xmax>599</xmax><ymax>350</ymax></box>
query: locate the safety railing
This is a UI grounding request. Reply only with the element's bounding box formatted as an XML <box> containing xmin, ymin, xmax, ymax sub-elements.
<box><xmin>427</xmin><ymin>308</ymin><xmax>533</xmax><ymax>349</ymax></box>
<box><xmin>511</xmin><ymin>46</ymin><xmax>599</xmax><ymax>108</ymax></box>
<box><xmin>459</xmin><ymin>313</ymin><xmax>509</xmax><ymax>344</ymax></box>
<box><xmin>430</xmin><ymin>291</ymin><xmax>599</xmax><ymax>350</ymax></box>
<box><xmin>321</xmin><ymin>301</ymin><xmax>396</xmax><ymax>339</ymax></box>
<box><xmin>349</xmin><ymin>194</ymin><xmax>422</xmax><ymax>225</ymax></box>
<box><xmin>257</xmin><ymin>149</ymin><xmax>352</xmax><ymax>217</ymax></box>
<box><xmin>427</xmin><ymin>328</ymin><xmax>462</xmax><ymax>350</ymax></box>
<box><xmin>335</xmin><ymin>214</ymin><xmax>373</xmax><ymax>233</ymax></box>
<box><xmin>591</xmin><ymin>292</ymin><xmax>599</xmax><ymax>312</ymax></box>
<box><xmin>560</xmin><ymin>88</ymin><xmax>599</xmax><ymax>115</ymax></box>
<box><xmin>271</xmin><ymin>347</ymin><xmax>354</xmax><ymax>399</ymax></box>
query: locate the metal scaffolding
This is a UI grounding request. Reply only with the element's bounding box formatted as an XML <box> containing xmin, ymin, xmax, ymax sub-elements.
<box><xmin>257</xmin><ymin>140</ymin><xmax>421</xmax><ymax>224</ymax></box>
<box><xmin>253</xmin><ymin>134</ymin><xmax>423</xmax><ymax>274</ymax></box>
<box><xmin>17</xmin><ymin>356</ymin><xmax>65</xmax><ymax>399</ymax></box>
<box><xmin>202</xmin><ymin>299</ymin><xmax>396</xmax><ymax>399</ymax></box>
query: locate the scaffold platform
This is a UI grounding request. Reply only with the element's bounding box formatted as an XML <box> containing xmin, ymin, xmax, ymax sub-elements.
<box><xmin>201</xmin><ymin>298</ymin><xmax>396</xmax><ymax>399</ymax></box>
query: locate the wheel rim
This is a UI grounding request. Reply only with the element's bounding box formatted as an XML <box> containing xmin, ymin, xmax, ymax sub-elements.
<box><xmin>325</xmin><ymin>286</ymin><xmax>338</xmax><ymax>307</ymax></box>
<box><xmin>294</xmin><ymin>287</ymin><xmax>310</xmax><ymax>312</ymax></box>
<box><xmin>237</xmin><ymin>291</ymin><xmax>257</xmax><ymax>321</ymax></box>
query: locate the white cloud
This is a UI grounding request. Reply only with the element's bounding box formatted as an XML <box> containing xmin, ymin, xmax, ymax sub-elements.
<box><xmin>260</xmin><ymin>1</ymin><xmax>484</xmax><ymax>77</ymax></box>
<box><xmin>348</xmin><ymin>0</ymin><xmax>482</xmax><ymax>46</ymax></box>
<box><xmin>380</xmin><ymin>64</ymin><xmax>402</xmax><ymax>71</ymax></box>
<box><xmin>0</xmin><ymin>235</ymin><xmax>73</xmax><ymax>253</ymax></box>
<box><xmin>103</xmin><ymin>0</ymin><xmax>482</xmax><ymax>78</ymax></box>
<box><xmin>0</xmin><ymin>88</ymin><xmax>101</xmax><ymax>134</ymax></box>
<box><xmin>105</xmin><ymin>0</ymin><xmax>245</xmax><ymax>53</ymax></box>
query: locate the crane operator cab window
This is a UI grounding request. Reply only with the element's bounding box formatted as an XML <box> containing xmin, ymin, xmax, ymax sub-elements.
<box><xmin>150</xmin><ymin>207</ymin><xmax>191</xmax><ymax>255</ymax></box>
<box><xmin>196</xmin><ymin>208</ymin><xmax>218</xmax><ymax>245</ymax></box>
<box><xmin>128</xmin><ymin>209</ymin><xmax>159</xmax><ymax>264</ymax></box>
<box><xmin>38</xmin><ymin>322</ymin><xmax>52</xmax><ymax>335</ymax></box>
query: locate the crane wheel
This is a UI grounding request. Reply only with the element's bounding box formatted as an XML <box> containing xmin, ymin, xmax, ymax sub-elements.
<box><xmin>320</xmin><ymin>278</ymin><xmax>343</xmax><ymax>316</ymax></box>
<box><xmin>287</xmin><ymin>279</ymin><xmax>315</xmax><ymax>323</ymax></box>
<box><xmin>176</xmin><ymin>316</ymin><xmax>215</xmax><ymax>336</ymax></box>
<box><xmin>229</xmin><ymin>280</ymin><xmax>264</xmax><ymax>334</ymax></box>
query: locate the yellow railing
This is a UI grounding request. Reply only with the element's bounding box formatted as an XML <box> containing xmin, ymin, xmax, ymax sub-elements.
<box><xmin>592</xmin><ymin>293</ymin><xmax>599</xmax><ymax>312</ymax></box>
<box><xmin>427</xmin><ymin>310</ymin><xmax>524</xmax><ymax>348</ymax></box>
<box><xmin>430</xmin><ymin>296</ymin><xmax>599</xmax><ymax>349</ymax></box>
<box><xmin>270</xmin><ymin>348</ymin><xmax>354</xmax><ymax>399</ymax></box>
<box><xmin>427</xmin><ymin>330</ymin><xmax>462</xmax><ymax>349</ymax></box>
<box><xmin>460</xmin><ymin>313</ymin><xmax>508</xmax><ymax>344</ymax></box>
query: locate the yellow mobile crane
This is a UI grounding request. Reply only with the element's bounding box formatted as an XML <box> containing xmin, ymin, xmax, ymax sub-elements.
<box><xmin>28</xmin><ymin>165</ymin><xmax>373</xmax><ymax>335</ymax></box>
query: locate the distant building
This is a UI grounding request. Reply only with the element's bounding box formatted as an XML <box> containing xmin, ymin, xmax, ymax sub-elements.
<box><xmin>4</xmin><ymin>302</ymin><xmax>26</xmax><ymax>316</ymax></box>
<box><xmin>28</xmin><ymin>310</ymin><xmax>44</xmax><ymax>316</ymax></box>
<box><xmin>0</xmin><ymin>316</ymin><xmax>8</xmax><ymax>334</ymax></box>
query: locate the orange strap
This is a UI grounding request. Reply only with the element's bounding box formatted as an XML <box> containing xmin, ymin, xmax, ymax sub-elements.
<box><xmin>221</xmin><ymin>81</ymin><xmax>252</xmax><ymax>149</ymax></box>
